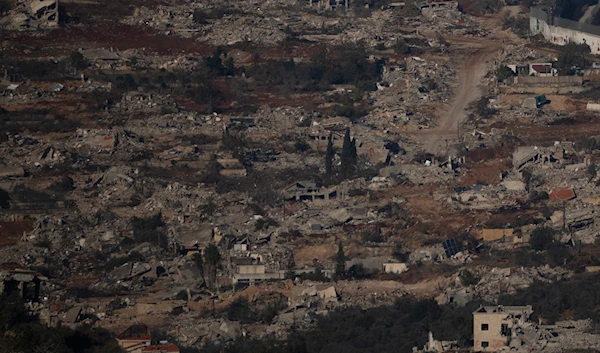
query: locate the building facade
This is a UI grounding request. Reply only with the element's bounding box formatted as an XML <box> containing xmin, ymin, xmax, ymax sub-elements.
<box><xmin>473</xmin><ymin>305</ymin><xmax>533</xmax><ymax>352</ymax></box>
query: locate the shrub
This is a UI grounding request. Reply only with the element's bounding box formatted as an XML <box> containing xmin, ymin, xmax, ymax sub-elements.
<box><xmin>259</xmin><ymin>300</ymin><xmax>287</xmax><ymax>325</ymax></box>
<box><xmin>529</xmin><ymin>190</ymin><xmax>549</xmax><ymax>203</ymax></box>
<box><xmin>131</xmin><ymin>214</ymin><xmax>167</xmax><ymax>248</ymax></box>
<box><xmin>529</xmin><ymin>226</ymin><xmax>557</xmax><ymax>251</ymax></box>
<box><xmin>0</xmin><ymin>188</ymin><xmax>9</xmax><ymax>209</ymax></box>
<box><xmin>183</xmin><ymin>134</ymin><xmax>220</xmax><ymax>146</ymax></box>
<box><xmin>104</xmin><ymin>251</ymin><xmax>145</xmax><ymax>271</ymax></box>
<box><xmin>46</xmin><ymin>176</ymin><xmax>74</xmax><ymax>193</ymax></box>
<box><xmin>225</xmin><ymin>297</ymin><xmax>254</xmax><ymax>323</ymax></box>
<box><xmin>0</xmin><ymin>0</ymin><xmax>13</xmax><ymax>13</ymax></box>
<box><xmin>392</xmin><ymin>40</ymin><xmax>411</xmax><ymax>54</ymax></box>
<box><xmin>474</xmin><ymin>96</ymin><xmax>497</xmax><ymax>118</ymax></box>
<box><xmin>255</xmin><ymin>217</ymin><xmax>279</xmax><ymax>231</ymax></box>
<box><xmin>496</xmin><ymin>65</ymin><xmax>514</xmax><ymax>81</ymax></box>
<box><xmin>554</xmin><ymin>42</ymin><xmax>591</xmax><ymax>75</ymax></box>
<box><xmin>514</xmin><ymin>249</ymin><xmax>545</xmax><ymax>267</ymax></box>
<box><xmin>294</xmin><ymin>140</ymin><xmax>311</xmax><ymax>152</ymax></box>
<box><xmin>362</xmin><ymin>230</ymin><xmax>384</xmax><ymax>243</ymax></box>
<box><xmin>458</xmin><ymin>269</ymin><xmax>480</xmax><ymax>286</ymax></box>
<box><xmin>347</xmin><ymin>264</ymin><xmax>375</xmax><ymax>279</ymax></box>
<box><xmin>70</xmin><ymin>51</ymin><xmax>88</xmax><ymax>70</ymax></box>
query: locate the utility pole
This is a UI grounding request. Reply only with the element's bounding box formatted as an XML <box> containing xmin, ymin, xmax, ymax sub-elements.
<box><xmin>562</xmin><ymin>200</ymin><xmax>566</xmax><ymax>231</ymax></box>
<box><xmin>457</xmin><ymin>121</ymin><xmax>460</xmax><ymax>141</ymax></box>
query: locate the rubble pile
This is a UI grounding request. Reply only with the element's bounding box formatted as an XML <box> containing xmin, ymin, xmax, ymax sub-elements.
<box><xmin>366</xmin><ymin>56</ymin><xmax>457</xmax><ymax>131</ymax></box>
<box><xmin>0</xmin><ymin>0</ymin><xmax>58</xmax><ymax>29</ymax></box>
<box><xmin>437</xmin><ymin>266</ymin><xmax>572</xmax><ymax>305</ymax></box>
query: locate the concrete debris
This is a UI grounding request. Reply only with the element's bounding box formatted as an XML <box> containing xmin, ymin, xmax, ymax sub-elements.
<box><xmin>0</xmin><ymin>0</ymin><xmax>58</xmax><ymax>29</ymax></box>
<box><xmin>437</xmin><ymin>266</ymin><xmax>572</xmax><ymax>305</ymax></box>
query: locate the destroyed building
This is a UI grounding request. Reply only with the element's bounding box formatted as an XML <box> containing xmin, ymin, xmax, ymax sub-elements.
<box><xmin>512</xmin><ymin>145</ymin><xmax>570</xmax><ymax>172</ymax></box>
<box><xmin>142</xmin><ymin>344</ymin><xmax>180</xmax><ymax>353</ymax></box>
<box><xmin>231</xmin><ymin>257</ymin><xmax>284</xmax><ymax>285</ymax></box>
<box><xmin>0</xmin><ymin>263</ymin><xmax>46</xmax><ymax>302</ymax></box>
<box><xmin>284</xmin><ymin>181</ymin><xmax>337</xmax><ymax>202</ymax></box>
<box><xmin>473</xmin><ymin>305</ymin><xmax>533</xmax><ymax>352</ymax></box>
<box><xmin>117</xmin><ymin>325</ymin><xmax>153</xmax><ymax>353</ymax></box>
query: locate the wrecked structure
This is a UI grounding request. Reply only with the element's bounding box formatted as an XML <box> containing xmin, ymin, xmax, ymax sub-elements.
<box><xmin>284</xmin><ymin>181</ymin><xmax>337</xmax><ymax>202</ymax></box>
<box><xmin>417</xmin><ymin>0</ymin><xmax>457</xmax><ymax>10</ymax></box>
<box><xmin>231</xmin><ymin>257</ymin><xmax>284</xmax><ymax>285</ymax></box>
<box><xmin>0</xmin><ymin>0</ymin><xmax>59</xmax><ymax>29</ymax></box>
<box><xmin>473</xmin><ymin>305</ymin><xmax>534</xmax><ymax>352</ymax></box>
<box><xmin>512</xmin><ymin>145</ymin><xmax>571</xmax><ymax>172</ymax></box>
<box><xmin>117</xmin><ymin>325</ymin><xmax>155</xmax><ymax>353</ymax></box>
<box><xmin>0</xmin><ymin>263</ymin><xmax>46</xmax><ymax>302</ymax></box>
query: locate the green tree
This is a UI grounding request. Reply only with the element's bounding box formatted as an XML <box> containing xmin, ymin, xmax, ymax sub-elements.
<box><xmin>588</xmin><ymin>163</ymin><xmax>597</xmax><ymax>179</ymax></box>
<box><xmin>334</xmin><ymin>242</ymin><xmax>346</xmax><ymax>281</ymax></box>
<box><xmin>131</xmin><ymin>213</ymin><xmax>167</xmax><ymax>248</ymax></box>
<box><xmin>325</xmin><ymin>132</ymin><xmax>334</xmax><ymax>177</ymax></box>
<box><xmin>529</xmin><ymin>226</ymin><xmax>557</xmax><ymax>251</ymax></box>
<box><xmin>285</xmin><ymin>255</ymin><xmax>297</xmax><ymax>280</ymax></box>
<box><xmin>350</xmin><ymin>137</ymin><xmax>357</xmax><ymax>166</ymax></box>
<box><xmin>226</xmin><ymin>296</ymin><xmax>254</xmax><ymax>323</ymax></box>
<box><xmin>586</xmin><ymin>137</ymin><xmax>598</xmax><ymax>152</ymax></box>
<box><xmin>520</xmin><ymin>0</ymin><xmax>533</xmax><ymax>9</ymax></box>
<box><xmin>340</xmin><ymin>128</ymin><xmax>357</xmax><ymax>179</ymax></box>
<box><xmin>69</xmin><ymin>51</ymin><xmax>88</xmax><ymax>70</ymax></box>
<box><xmin>392</xmin><ymin>40</ymin><xmax>410</xmax><ymax>54</ymax></box>
<box><xmin>555</xmin><ymin>42</ymin><xmax>591</xmax><ymax>75</ymax></box>
<box><xmin>475</xmin><ymin>96</ymin><xmax>497</xmax><ymax>118</ymax></box>
<box><xmin>192</xmin><ymin>253</ymin><xmax>205</xmax><ymax>285</ymax></box>
<box><xmin>204</xmin><ymin>244</ymin><xmax>222</xmax><ymax>289</ymax></box>
<box><xmin>0</xmin><ymin>187</ymin><xmax>10</xmax><ymax>209</ymax></box>
<box><xmin>496</xmin><ymin>65</ymin><xmax>514</xmax><ymax>81</ymax></box>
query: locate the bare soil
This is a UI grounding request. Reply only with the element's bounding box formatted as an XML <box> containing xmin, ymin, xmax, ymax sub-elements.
<box><xmin>0</xmin><ymin>220</ymin><xmax>33</xmax><ymax>247</ymax></box>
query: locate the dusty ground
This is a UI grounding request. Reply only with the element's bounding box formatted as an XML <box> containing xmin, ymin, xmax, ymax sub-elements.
<box><xmin>0</xmin><ymin>220</ymin><xmax>33</xmax><ymax>247</ymax></box>
<box><xmin>501</xmin><ymin>94</ymin><xmax>585</xmax><ymax>111</ymax></box>
<box><xmin>422</xmin><ymin>37</ymin><xmax>503</xmax><ymax>154</ymax></box>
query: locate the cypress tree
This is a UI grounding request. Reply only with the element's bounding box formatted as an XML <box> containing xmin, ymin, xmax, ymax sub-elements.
<box><xmin>341</xmin><ymin>128</ymin><xmax>352</xmax><ymax>178</ymax></box>
<box><xmin>325</xmin><ymin>132</ymin><xmax>334</xmax><ymax>177</ymax></box>
<box><xmin>350</xmin><ymin>137</ymin><xmax>357</xmax><ymax>167</ymax></box>
<box><xmin>334</xmin><ymin>242</ymin><xmax>346</xmax><ymax>281</ymax></box>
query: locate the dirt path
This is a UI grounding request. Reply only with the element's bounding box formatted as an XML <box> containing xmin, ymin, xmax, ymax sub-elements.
<box><xmin>422</xmin><ymin>37</ymin><xmax>502</xmax><ymax>154</ymax></box>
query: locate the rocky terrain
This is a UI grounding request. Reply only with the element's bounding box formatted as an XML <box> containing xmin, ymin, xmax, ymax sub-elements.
<box><xmin>4</xmin><ymin>0</ymin><xmax>600</xmax><ymax>352</ymax></box>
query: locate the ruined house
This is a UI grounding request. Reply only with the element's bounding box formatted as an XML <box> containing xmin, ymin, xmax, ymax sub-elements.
<box><xmin>0</xmin><ymin>263</ymin><xmax>46</xmax><ymax>302</ymax></box>
<box><xmin>421</xmin><ymin>331</ymin><xmax>458</xmax><ymax>352</ymax></box>
<box><xmin>551</xmin><ymin>208</ymin><xmax>597</xmax><ymax>244</ymax></box>
<box><xmin>529</xmin><ymin>63</ymin><xmax>556</xmax><ymax>77</ymax></box>
<box><xmin>382</xmin><ymin>262</ymin><xmax>408</xmax><ymax>274</ymax></box>
<box><xmin>142</xmin><ymin>344</ymin><xmax>180</xmax><ymax>353</ymax></box>
<box><xmin>473</xmin><ymin>305</ymin><xmax>533</xmax><ymax>352</ymax></box>
<box><xmin>217</xmin><ymin>158</ymin><xmax>247</xmax><ymax>177</ymax></box>
<box><xmin>418</xmin><ymin>0</ymin><xmax>458</xmax><ymax>11</ymax></box>
<box><xmin>117</xmin><ymin>325</ymin><xmax>152</xmax><ymax>353</ymax></box>
<box><xmin>284</xmin><ymin>181</ymin><xmax>337</xmax><ymax>201</ymax></box>
<box><xmin>0</xmin><ymin>166</ymin><xmax>25</xmax><ymax>178</ymax></box>
<box><xmin>512</xmin><ymin>145</ymin><xmax>567</xmax><ymax>171</ymax></box>
<box><xmin>231</xmin><ymin>257</ymin><xmax>284</xmax><ymax>285</ymax></box>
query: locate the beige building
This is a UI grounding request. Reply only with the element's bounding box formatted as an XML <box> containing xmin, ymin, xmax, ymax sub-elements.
<box><xmin>473</xmin><ymin>305</ymin><xmax>533</xmax><ymax>352</ymax></box>
<box><xmin>479</xmin><ymin>229</ymin><xmax>514</xmax><ymax>242</ymax></box>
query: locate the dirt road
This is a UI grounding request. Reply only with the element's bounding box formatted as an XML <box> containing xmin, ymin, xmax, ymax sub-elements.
<box><xmin>422</xmin><ymin>37</ymin><xmax>502</xmax><ymax>154</ymax></box>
